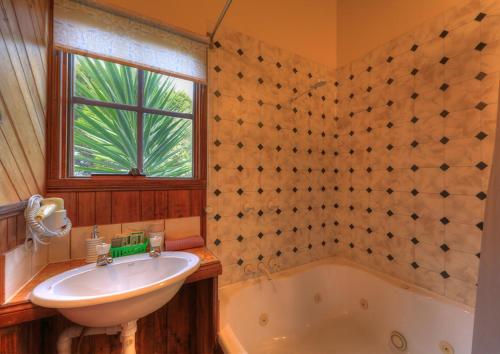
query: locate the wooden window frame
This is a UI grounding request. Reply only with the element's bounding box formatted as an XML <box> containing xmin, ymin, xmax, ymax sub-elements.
<box><xmin>47</xmin><ymin>50</ymin><xmax>207</xmax><ymax>192</ymax></box>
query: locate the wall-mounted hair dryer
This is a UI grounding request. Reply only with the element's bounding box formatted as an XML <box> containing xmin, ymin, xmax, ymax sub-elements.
<box><xmin>25</xmin><ymin>195</ymin><xmax>72</xmax><ymax>249</ymax></box>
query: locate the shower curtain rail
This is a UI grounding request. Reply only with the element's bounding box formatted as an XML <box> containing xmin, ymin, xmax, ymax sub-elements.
<box><xmin>208</xmin><ymin>0</ymin><xmax>233</xmax><ymax>48</ymax></box>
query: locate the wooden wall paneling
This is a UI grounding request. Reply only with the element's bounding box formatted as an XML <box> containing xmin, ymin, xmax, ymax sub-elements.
<box><xmin>140</xmin><ymin>191</ymin><xmax>155</xmax><ymax>221</ymax></box>
<box><xmin>16</xmin><ymin>213</ymin><xmax>26</xmax><ymax>246</ymax></box>
<box><xmin>0</xmin><ymin>165</ymin><xmax>19</xmax><ymax>206</ymax></box>
<box><xmin>0</xmin><ymin>255</ymin><xmax>4</xmax><ymax>305</ymax></box>
<box><xmin>0</xmin><ymin>133</ymin><xmax>31</xmax><ymax>201</ymax></box>
<box><xmin>154</xmin><ymin>191</ymin><xmax>168</xmax><ymax>220</ymax></box>
<box><xmin>190</xmin><ymin>189</ymin><xmax>203</xmax><ymax>216</ymax></box>
<box><xmin>190</xmin><ymin>189</ymin><xmax>206</xmax><ymax>240</ymax></box>
<box><xmin>0</xmin><ymin>97</ymin><xmax>41</xmax><ymax>196</ymax></box>
<box><xmin>9</xmin><ymin>0</ymin><xmax>49</xmax><ymax>106</ymax></box>
<box><xmin>94</xmin><ymin>191</ymin><xmax>112</xmax><ymax>225</ymax></box>
<box><xmin>166</xmin><ymin>284</ymin><xmax>192</xmax><ymax>353</ymax></box>
<box><xmin>76</xmin><ymin>191</ymin><xmax>95</xmax><ymax>226</ymax></box>
<box><xmin>197</xmin><ymin>84</ymin><xmax>208</xmax><ymax>182</ymax></box>
<box><xmin>3</xmin><ymin>320</ymin><xmax>44</xmax><ymax>354</ymax></box>
<box><xmin>0</xmin><ymin>0</ymin><xmax>49</xmax><ymax>206</ymax></box>
<box><xmin>135</xmin><ymin>305</ymin><xmax>167</xmax><ymax>353</ymax></box>
<box><xmin>167</xmin><ymin>190</ymin><xmax>191</xmax><ymax>218</ymax></box>
<box><xmin>0</xmin><ymin>220</ymin><xmax>8</xmax><ymax>254</ymax></box>
<box><xmin>111</xmin><ymin>191</ymin><xmax>140</xmax><ymax>224</ymax></box>
<box><xmin>194</xmin><ymin>278</ymin><xmax>216</xmax><ymax>353</ymax></box>
<box><xmin>6</xmin><ymin>217</ymin><xmax>16</xmax><ymax>250</ymax></box>
<box><xmin>0</xmin><ymin>326</ymin><xmax>18</xmax><ymax>354</ymax></box>
<box><xmin>1</xmin><ymin>0</ymin><xmax>46</xmax><ymax>145</ymax></box>
<box><xmin>46</xmin><ymin>51</ymin><xmax>62</xmax><ymax>181</ymax></box>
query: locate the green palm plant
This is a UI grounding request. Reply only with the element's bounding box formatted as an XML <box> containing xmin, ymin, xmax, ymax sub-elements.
<box><xmin>73</xmin><ymin>55</ymin><xmax>193</xmax><ymax>177</ymax></box>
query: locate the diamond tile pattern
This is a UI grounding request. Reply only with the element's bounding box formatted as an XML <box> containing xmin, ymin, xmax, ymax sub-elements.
<box><xmin>208</xmin><ymin>10</ymin><xmax>492</xmax><ymax>306</ymax></box>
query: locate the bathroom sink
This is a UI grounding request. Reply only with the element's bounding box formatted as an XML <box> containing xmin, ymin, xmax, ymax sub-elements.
<box><xmin>31</xmin><ymin>252</ymin><xmax>200</xmax><ymax>327</ymax></box>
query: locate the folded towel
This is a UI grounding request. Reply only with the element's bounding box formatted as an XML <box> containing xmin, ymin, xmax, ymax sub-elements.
<box><xmin>165</xmin><ymin>235</ymin><xmax>204</xmax><ymax>251</ymax></box>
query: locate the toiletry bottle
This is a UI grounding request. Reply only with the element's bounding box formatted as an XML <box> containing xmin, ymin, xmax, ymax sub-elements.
<box><xmin>85</xmin><ymin>225</ymin><xmax>103</xmax><ymax>263</ymax></box>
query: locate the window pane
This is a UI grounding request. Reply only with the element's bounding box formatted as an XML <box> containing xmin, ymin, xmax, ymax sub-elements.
<box><xmin>73</xmin><ymin>104</ymin><xmax>137</xmax><ymax>176</ymax></box>
<box><xmin>144</xmin><ymin>71</ymin><xmax>193</xmax><ymax>114</ymax></box>
<box><xmin>74</xmin><ymin>55</ymin><xmax>138</xmax><ymax>105</ymax></box>
<box><xmin>143</xmin><ymin>114</ymin><xmax>193</xmax><ymax>177</ymax></box>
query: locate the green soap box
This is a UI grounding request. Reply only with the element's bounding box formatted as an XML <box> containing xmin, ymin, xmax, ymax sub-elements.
<box><xmin>110</xmin><ymin>238</ymin><xmax>149</xmax><ymax>258</ymax></box>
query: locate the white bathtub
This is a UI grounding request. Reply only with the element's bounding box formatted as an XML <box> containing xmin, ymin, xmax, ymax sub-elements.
<box><xmin>219</xmin><ymin>259</ymin><xmax>474</xmax><ymax>354</ymax></box>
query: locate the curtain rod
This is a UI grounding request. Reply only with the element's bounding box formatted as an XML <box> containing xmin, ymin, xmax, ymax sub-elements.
<box><xmin>208</xmin><ymin>0</ymin><xmax>233</xmax><ymax>49</ymax></box>
<box><xmin>72</xmin><ymin>0</ymin><xmax>210</xmax><ymax>45</ymax></box>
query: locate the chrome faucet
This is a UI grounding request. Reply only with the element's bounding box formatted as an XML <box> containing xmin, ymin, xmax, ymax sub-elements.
<box><xmin>96</xmin><ymin>254</ymin><xmax>113</xmax><ymax>266</ymax></box>
<box><xmin>257</xmin><ymin>261</ymin><xmax>272</xmax><ymax>280</ymax></box>
<box><xmin>96</xmin><ymin>243</ymin><xmax>113</xmax><ymax>266</ymax></box>
<box><xmin>149</xmin><ymin>246</ymin><xmax>161</xmax><ymax>257</ymax></box>
<box><xmin>149</xmin><ymin>236</ymin><xmax>162</xmax><ymax>257</ymax></box>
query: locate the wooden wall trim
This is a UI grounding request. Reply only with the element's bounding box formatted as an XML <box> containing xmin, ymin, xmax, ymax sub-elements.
<box><xmin>46</xmin><ymin>178</ymin><xmax>207</xmax><ymax>192</ymax></box>
<box><xmin>0</xmin><ymin>200</ymin><xmax>28</xmax><ymax>255</ymax></box>
<box><xmin>0</xmin><ymin>201</ymin><xmax>27</xmax><ymax>220</ymax></box>
<box><xmin>0</xmin><ymin>303</ymin><xmax>56</xmax><ymax>329</ymax></box>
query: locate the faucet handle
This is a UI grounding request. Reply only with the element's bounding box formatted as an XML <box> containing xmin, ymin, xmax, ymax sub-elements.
<box><xmin>149</xmin><ymin>236</ymin><xmax>162</xmax><ymax>257</ymax></box>
<box><xmin>244</xmin><ymin>264</ymin><xmax>257</xmax><ymax>274</ymax></box>
<box><xmin>96</xmin><ymin>243</ymin><xmax>112</xmax><ymax>266</ymax></box>
<box><xmin>268</xmin><ymin>256</ymin><xmax>279</xmax><ymax>271</ymax></box>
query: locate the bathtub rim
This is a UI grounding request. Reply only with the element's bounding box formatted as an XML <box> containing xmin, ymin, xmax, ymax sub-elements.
<box><xmin>219</xmin><ymin>256</ymin><xmax>475</xmax><ymax>314</ymax></box>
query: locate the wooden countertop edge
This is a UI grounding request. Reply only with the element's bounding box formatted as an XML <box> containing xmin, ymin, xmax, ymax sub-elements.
<box><xmin>0</xmin><ymin>250</ymin><xmax>222</xmax><ymax>328</ymax></box>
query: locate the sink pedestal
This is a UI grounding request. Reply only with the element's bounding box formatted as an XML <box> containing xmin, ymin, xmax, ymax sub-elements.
<box><xmin>120</xmin><ymin>321</ymin><xmax>138</xmax><ymax>354</ymax></box>
<box><xmin>56</xmin><ymin>321</ymin><xmax>138</xmax><ymax>354</ymax></box>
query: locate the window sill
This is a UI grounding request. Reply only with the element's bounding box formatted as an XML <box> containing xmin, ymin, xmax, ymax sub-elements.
<box><xmin>46</xmin><ymin>177</ymin><xmax>206</xmax><ymax>192</ymax></box>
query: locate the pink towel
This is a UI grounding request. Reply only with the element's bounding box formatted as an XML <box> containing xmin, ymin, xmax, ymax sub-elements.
<box><xmin>165</xmin><ymin>235</ymin><xmax>204</xmax><ymax>251</ymax></box>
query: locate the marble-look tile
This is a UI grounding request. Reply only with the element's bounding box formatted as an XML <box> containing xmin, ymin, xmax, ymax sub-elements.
<box><xmin>70</xmin><ymin>226</ymin><xmax>93</xmax><ymax>260</ymax></box>
<box><xmin>48</xmin><ymin>234</ymin><xmax>70</xmax><ymax>263</ymax></box>
<box><xmin>4</xmin><ymin>245</ymin><xmax>32</xmax><ymax>301</ymax></box>
<box><xmin>415</xmin><ymin>242</ymin><xmax>446</xmax><ymax>272</ymax></box>
<box><xmin>445</xmin><ymin>250</ymin><xmax>480</xmax><ymax>283</ymax></box>
<box><xmin>208</xmin><ymin>13</ymin><xmax>491</xmax><ymax>306</ymax></box>
<box><xmin>122</xmin><ymin>220</ymin><xmax>164</xmax><ymax>234</ymax></box>
<box><xmin>164</xmin><ymin>217</ymin><xmax>201</xmax><ymax>239</ymax></box>
<box><xmin>445</xmin><ymin>276</ymin><xmax>477</xmax><ymax>306</ymax></box>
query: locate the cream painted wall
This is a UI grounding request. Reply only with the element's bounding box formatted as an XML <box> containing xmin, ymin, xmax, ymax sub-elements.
<box><xmin>337</xmin><ymin>0</ymin><xmax>466</xmax><ymax>67</ymax></box>
<box><xmin>93</xmin><ymin>0</ymin><xmax>338</xmax><ymax>68</ymax></box>
<box><xmin>93</xmin><ymin>0</ymin><xmax>470</xmax><ymax>69</ymax></box>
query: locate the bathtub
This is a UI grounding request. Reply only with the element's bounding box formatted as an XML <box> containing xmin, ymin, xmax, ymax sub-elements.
<box><xmin>219</xmin><ymin>259</ymin><xmax>474</xmax><ymax>354</ymax></box>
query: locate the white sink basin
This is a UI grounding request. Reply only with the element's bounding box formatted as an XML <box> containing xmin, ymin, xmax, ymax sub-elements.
<box><xmin>31</xmin><ymin>252</ymin><xmax>200</xmax><ymax>327</ymax></box>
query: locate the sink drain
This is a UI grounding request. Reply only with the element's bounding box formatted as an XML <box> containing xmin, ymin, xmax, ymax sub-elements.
<box><xmin>439</xmin><ymin>341</ymin><xmax>454</xmax><ymax>354</ymax></box>
<box><xmin>390</xmin><ymin>331</ymin><xmax>408</xmax><ymax>352</ymax></box>
<box><xmin>360</xmin><ymin>298</ymin><xmax>368</xmax><ymax>310</ymax></box>
<box><xmin>259</xmin><ymin>313</ymin><xmax>269</xmax><ymax>326</ymax></box>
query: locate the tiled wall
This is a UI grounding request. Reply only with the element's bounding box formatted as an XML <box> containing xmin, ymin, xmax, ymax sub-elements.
<box><xmin>332</xmin><ymin>0</ymin><xmax>499</xmax><ymax>307</ymax></box>
<box><xmin>208</xmin><ymin>0</ymin><xmax>500</xmax><ymax>307</ymax></box>
<box><xmin>3</xmin><ymin>244</ymin><xmax>48</xmax><ymax>302</ymax></box>
<box><xmin>207</xmin><ymin>29</ymin><xmax>338</xmax><ymax>285</ymax></box>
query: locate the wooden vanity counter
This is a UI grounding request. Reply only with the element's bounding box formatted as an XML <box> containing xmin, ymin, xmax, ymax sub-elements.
<box><xmin>0</xmin><ymin>247</ymin><xmax>221</xmax><ymax>328</ymax></box>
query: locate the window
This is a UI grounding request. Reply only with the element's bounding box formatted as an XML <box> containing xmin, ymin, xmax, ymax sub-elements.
<box><xmin>70</xmin><ymin>54</ymin><xmax>195</xmax><ymax>178</ymax></box>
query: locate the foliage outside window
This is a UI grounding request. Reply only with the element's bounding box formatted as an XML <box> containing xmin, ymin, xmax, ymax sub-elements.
<box><xmin>71</xmin><ymin>54</ymin><xmax>194</xmax><ymax>178</ymax></box>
